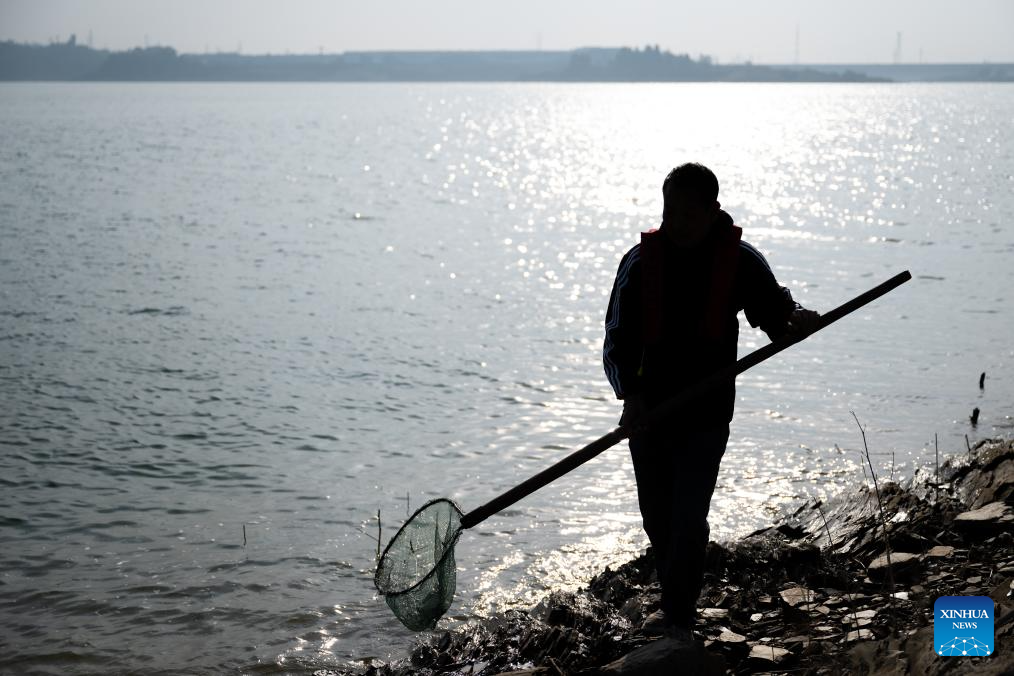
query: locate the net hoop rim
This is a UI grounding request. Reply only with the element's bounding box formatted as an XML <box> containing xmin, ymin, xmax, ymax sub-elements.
<box><xmin>373</xmin><ymin>497</ymin><xmax>464</xmax><ymax>597</ymax></box>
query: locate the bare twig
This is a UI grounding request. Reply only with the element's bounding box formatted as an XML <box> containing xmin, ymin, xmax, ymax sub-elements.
<box><xmin>850</xmin><ymin>410</ymin><xmax>895</xmax><ymax>617</ymax></box>
<box><xmin>243</xmin><ymin>524</ymin><xmax>247</xmax><ymax>547</ymax></box>
<box><xmin>935</xmin><ymin>433</ymin><xmax>940</xmax><ymax>498</ymax></box>
<box><xmin>357</xmin><ymin>526</ymin><xmax>379</xmax><ymax>543</ymax></box>
<box><xmin>816</xmin><ymin>503</ymin><xmax>834</xmax><ymax>549</ymax></box>
<box><xmin>817</xmin><ymin>503</ymin><xmax>861</xmax><ymax>636</ymax></box>
<box><xmin>358</xmin><ymin>509</ymin><xmax>384</xmax><ymax>561</ymax></box>
<box><xmin>855</xmin><ymin>450</ymin><xmax>874</xmax><ymax>514</ymax></box>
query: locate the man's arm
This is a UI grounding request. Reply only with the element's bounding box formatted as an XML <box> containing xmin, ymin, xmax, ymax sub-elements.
<box><xmin>739</xmin><ymin>241</ymin><xmax>819</xmax><ymax>341</ymax></box>
<box><xmin>603</xmin><ymin>246</ymin><xmax>643</xmax><ymax>401</ymax></box>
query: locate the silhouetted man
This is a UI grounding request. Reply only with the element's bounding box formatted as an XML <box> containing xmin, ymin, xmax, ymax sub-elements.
<box><xmin>603</xmin><ymin>163</ymin><xmax>818</xmax><ymax>640</ymax></box>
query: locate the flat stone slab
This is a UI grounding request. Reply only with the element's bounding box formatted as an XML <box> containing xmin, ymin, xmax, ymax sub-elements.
<box><xmin>700</xmin><ymin>607</ymin><xmax>728</xmax><ymax>620</ymax></box>
<box><xmin>953</xmin><ymin>501</ymin><xmax>1013</xmax><ymax>532</ymax></box>
<box><xmin>748</xmin><ymin>644</ymin><xmax>791</xmax><ymax>663</ymax></box>
<box><xmin>845</xmin><ymin>628</ymin><xmax>874</xmax><ymax>642</ymax></box>
<box><xmin>924</xmin><ymin>545</ymin><xmax>955</xmax><ymax>558</ymax></box>
<box><xmin>842</xmin><ymin>608</ymin><xmax>877</xmax><ymax>625</ymax></box>
<box><xmin>718</xmin><ymin>629</ymin><xmax>747</xmax><ymax>643</ymax></box>
<box><xmin>779</xmin><ymin>586</ymin><xmax>816</xmax><ymax>607</ymax></box>
<box><xmin>868</xmin><ymin>552</ymin><xmax>920</xmax><ymax>579</ymax></box>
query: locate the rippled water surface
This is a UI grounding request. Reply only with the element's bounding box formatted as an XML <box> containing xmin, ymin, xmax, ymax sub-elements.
<box><xmin>1</xmin><ymin>82</ymin><xmax>1012</xmax><ymax>674</ymax></box>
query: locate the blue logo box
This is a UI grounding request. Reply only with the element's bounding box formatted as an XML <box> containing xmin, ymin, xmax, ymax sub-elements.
<box><xmin>934</xmin><ymin>596</ymin><xmax>994</xmax><ymax>657</ymax></box>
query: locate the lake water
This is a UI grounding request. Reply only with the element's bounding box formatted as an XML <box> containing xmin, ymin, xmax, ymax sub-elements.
<box><xmin>1</xmin><ymin>82</ymin><xmax>1012</xmax><ymax>674</ymax></box>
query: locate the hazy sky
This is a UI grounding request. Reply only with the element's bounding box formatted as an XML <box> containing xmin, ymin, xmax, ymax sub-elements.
<box><xmin>2</xmin><ymin>0</ymin><xmax>1013</xmax><ymax>63</ymax></box>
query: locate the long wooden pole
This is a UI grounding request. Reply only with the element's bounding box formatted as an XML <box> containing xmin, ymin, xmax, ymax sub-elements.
<box><xmin>460</xmin><ymin>270</ymin><xmax>911</xmax><ymax>530</ymax></box>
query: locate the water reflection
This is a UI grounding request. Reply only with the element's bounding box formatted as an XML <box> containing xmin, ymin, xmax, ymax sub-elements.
<box><xmin>1</xmin><ymin>82</ymin><xmax>1011</xmax><ymax>673</ymax></box>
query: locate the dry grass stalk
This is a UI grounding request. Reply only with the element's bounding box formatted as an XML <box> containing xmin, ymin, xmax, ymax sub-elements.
<box><xmin>935</xmin><ymin>432</ymin><xmax>940</xmax><ymax>499</ymax></box>
<box><xmin>817</xmin><ymin>503</ymin><xmax>861</xmax><ymax>635</ymax></box>
<box><xmin>356</xmin><ymin>508</ymin><xmax>384</xmax><ymax>560</ymax></box>
<box><xmin>850</xmin><ymin>410</ymin><xmax>895</xmax><ymax>618</ymax></box>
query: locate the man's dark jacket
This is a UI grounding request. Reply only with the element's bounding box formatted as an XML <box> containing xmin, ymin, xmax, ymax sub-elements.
<box><xmin>603</xmin><ymin>211</ymin><xmax>799</xmax><ymax>425</ymax></box>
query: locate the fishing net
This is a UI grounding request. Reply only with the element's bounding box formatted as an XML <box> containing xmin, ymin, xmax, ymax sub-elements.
<box><xmin>373</xmin><ymin>498</ymin><xmax>464</xmax><ymax>631</ymax></box>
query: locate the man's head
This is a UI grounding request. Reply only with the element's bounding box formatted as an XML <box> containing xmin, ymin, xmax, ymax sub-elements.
<box><xmin>661</xmin><ymin>163</ymin><xmax>720</xmax><ymax>246</ymax></box>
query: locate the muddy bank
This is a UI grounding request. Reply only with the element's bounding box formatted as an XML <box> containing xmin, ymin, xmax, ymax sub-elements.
<box><xmin>343</xmin><ymin>438</ymin><xmax>1013</xmax><ymax>675</ymax></box>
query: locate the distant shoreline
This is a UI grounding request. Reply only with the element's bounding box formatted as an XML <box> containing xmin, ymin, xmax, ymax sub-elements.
<box><xmin>3</xmin><ymin>39</ymin><xmax>1013</xmax><ymax>83</ymax></box>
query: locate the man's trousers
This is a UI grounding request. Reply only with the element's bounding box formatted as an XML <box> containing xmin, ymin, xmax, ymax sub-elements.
<box><xmin>629</xmin><ymin>423</ymin><xmax>729</xmax><ymax>628</ymax></box>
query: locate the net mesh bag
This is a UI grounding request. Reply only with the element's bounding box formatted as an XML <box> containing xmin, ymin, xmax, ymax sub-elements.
<box><xmin>374</xmin><ymin>498</ymin><xmax>464</xmax><ymax>631</ymax></box>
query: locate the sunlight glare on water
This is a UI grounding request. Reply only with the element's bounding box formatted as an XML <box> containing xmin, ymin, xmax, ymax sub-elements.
<box><xmin>0</xmin><ymin>82</ymin><xmax>1011</xmax><ymax>672</ymax></box>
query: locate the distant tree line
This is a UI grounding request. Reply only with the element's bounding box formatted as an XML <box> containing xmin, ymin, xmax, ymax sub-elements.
<box><xmin>561</xmin><ymin>45</ymin><xmax>883</xmax><ymax>82</ymax></box>
<box><xmin>0</xmin><ymin>37</ymin><xmax>109</xmax><ymax>80</ymax></box>
<box><xmin>1</xmin><ymin>39</ymin><xmax>1011</xmax><ymax>82</ymax></box>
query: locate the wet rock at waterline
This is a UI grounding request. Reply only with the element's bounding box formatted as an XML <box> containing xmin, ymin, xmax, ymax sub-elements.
<box><xmin>337</xmin><ymin>438</ymin><xmax>1013</xmax><ymax>676</ymax></box>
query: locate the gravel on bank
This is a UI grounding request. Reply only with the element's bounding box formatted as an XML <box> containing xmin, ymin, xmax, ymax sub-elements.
<box><xmin>339</xmin><ymin>438</ymin><xmax>1013</xmax><ymax>675</ymax></box>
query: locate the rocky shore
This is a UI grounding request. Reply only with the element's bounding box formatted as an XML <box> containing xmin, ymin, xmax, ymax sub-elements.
<box><xmin>344</xmin><ymin>438</ymin><xmax>1013</xmax><ymax>675</ymax></box>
